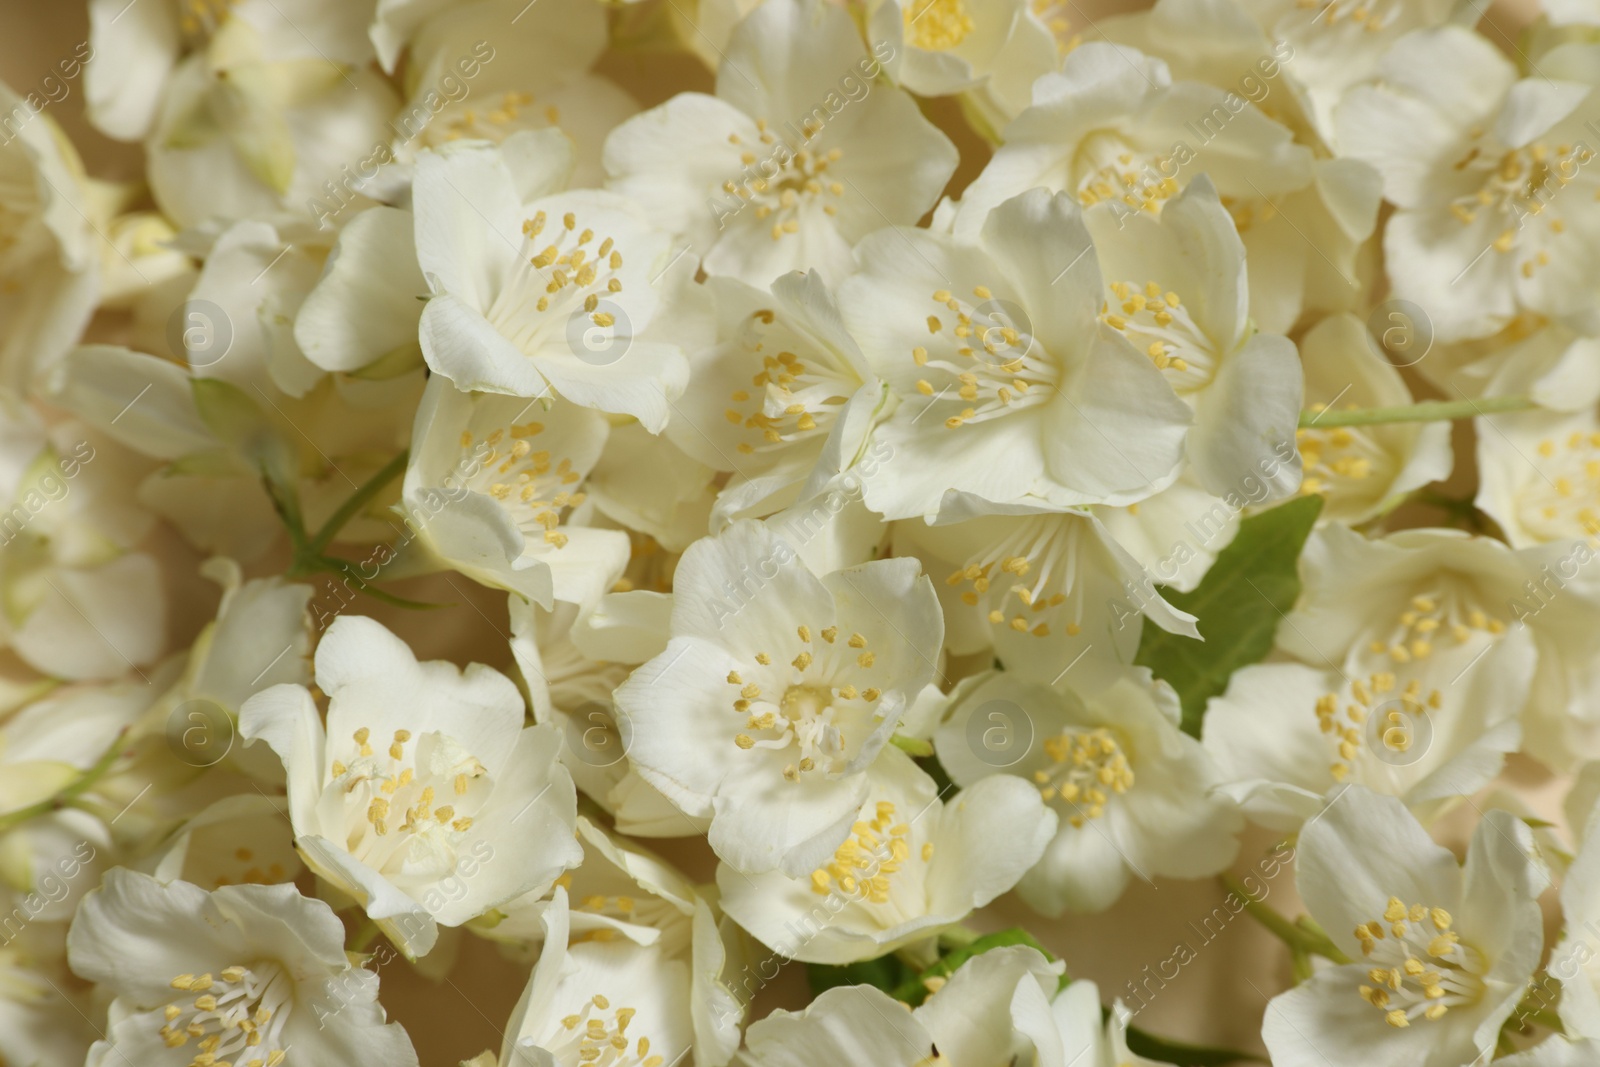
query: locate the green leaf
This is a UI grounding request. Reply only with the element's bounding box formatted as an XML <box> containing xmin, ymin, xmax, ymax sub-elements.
<box><xmin>1120</xmin><ymin>1017</ymin><xmax>1260</xmax><ymax>1066</ymax></box>
<box><xmin>890</xmin><ymin>928</ymin><xmax>1058</xmax><ymax>1006</ymax></box>
<box><xmin>806</xmin><ymin>955</ymin><xmax>915</xmax><ymax>999</ymax></box>
<box><xmin>1135</xmin><ymin>494</ymin><xmax>1323</xmax><ymax>737</ymax></box>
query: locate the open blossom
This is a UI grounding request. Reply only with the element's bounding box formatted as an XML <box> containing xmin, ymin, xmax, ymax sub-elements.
<box><xmin>68</xmin><ymin>868</ymin><xmax>418</xmax><ymax>1067</ymax></box>
<box><xmin>239</xmin><ymin>616</ymin><xmax>582</xmax><ymax>958</ymax></box>
<box><xmin>895</xmin><ymin>503</ymin><xmax>1197</xmax><ymax>691</ymax></box>
<box><xmin>865</xmin><ymin>0</ymin><xmax>1045</xmax><ymax>98</ymax></box>
<box><xmin>613</xmin><ymin>520</ymin><xmax>943</xmax><ymax>874</ymax></box>
<box><xmin>1203</xmin><ymin>632</ymin><xmax>1531</xmax><ymax>830</ymax></box>
<box><xmin>413</xmin><ymin>139</ymin><xmax>695</xmax><ymax>430</ymax></box>
<box><xmin>1476</xmin><ymin>401</ymin><xmax>1600</xmax><ymax>547</ymax></box>
<box><xmin>666</xmin><ymin>269</ymin><xmax>887</xmax><ymax>527</ymax></box>
<box><xmin>838</xmin><ymin>188</ymin><xmax>1194</xmax><ymax>519</ymax></box>
<box><xmin>1262</xmin><ymin>786</ymin><xmax>1548</xmax><ymax>1067</ymax></box>
<box><xmin>717</xmin><ymin>747</ymin><xmax>1055</xmax><ymax>963</ymax></box>
<box><xmin>604</xmin><ymin>0</ymin><xmax>958</xmax><ymax>287</ymax></box>
<box><xmin>937</xmin><ymin>669</ymin><xmax>1241</xmax><ymax>914</ymax></box>
<box><xmin>1338</xmin><ymin>28</ymin><xmax>1600</xmax><ymax>341</ymax></box>
<box><xmin>403</xmin><ymin>376</ymin><xmax>630</xmax><ymax>611</ymax></box>
<box><xmin>1280</xmin><ymin>523</ymin><xmax>1600</xmax><ymax>768</ymax></box>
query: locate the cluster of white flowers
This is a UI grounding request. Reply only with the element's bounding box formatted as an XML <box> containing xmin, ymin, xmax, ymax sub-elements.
<box><xmin>6</xmin><ymin>0</ymin><xmax>1600</xmax><ymax>1063</ymax></box>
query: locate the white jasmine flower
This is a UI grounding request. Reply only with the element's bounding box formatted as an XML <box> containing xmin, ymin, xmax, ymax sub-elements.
<box><xmin>1093</xmin><ymin>473</ymin><xmax>1246</xmax><ymax>595</ymax></box>
<box><xmin>1337</xmin><ymin>29</ymin><xmax>1600</xmax><ymax>341</ymax></box>
<box><xmin>604</xmin><ymin>0</ymin><xmax>958</xmax><ymax>287</ymax></box>
<box><xmin>866</xmin><ymin>0</ymin><xmax>1035</xmax><ymax>97</ymax></box>
<box><xmin>385</xmin><ymin>0</ymin><xmax>634</xmax><ymax>188</ymax></box>
<box><xmin>1281</xmin><ymin>523</ymin><xmax>1600</xmax><ymax>769</ymax></box>
<box><xmin>0</xmin><ymin>81</ymin><xmax>98</xmax><ymax>393</ymax></box>
<box><xmin>936</xmin><ymin>669</ymin><xmax>1241</xmax><ymax>915</ymax></box>
<box><xmin>717</xmin><ymin>747</ymin><xmax>1055</xmax><ymax>963</ymax></box>
<box><xmin>1085</xmin><ymin>177</ymin><xmax>1303</xmax><ymax>501</ymax></box>
<box><xmin>86</xmin><ymin>0</ymin><xmax>376</xmax><ymax>141</ymax></box>
<box><xmin>1234</xmin><ymin>0</ymin><xmax>1473</xmax><ymax>145</ymax></box>
<box><xmin>1262</xmin><ymin>786</ymin><xmax>1548</xmax><ymax>1067</ymax></box>
<box><xmin>953</xmin><ymin>43</ymin><xmax>1368</xmax><ymax>335</ymax></box>
<box><xmin>837</xmin><ymin>188</ymin><xmax>1193</xmax><ymax>519</ymax></box>
<box><xmin>894</xmin><ymin>502</ymin><xmax>1197</xmax><ymax>692</ymax></box>
<box><xmin>239</xmin><ymin>615</ymin><xmax>582</xmax><ymax>958</ymax></box>
<box><xmin>403</xmin><ymin>376</ymin><xmax>630</xmax><ymax>610</ymax></box>
<box><xmin>613</xmin><ymin>520</ymin><xmax>943</xmax><ymax>875</ymax></box>
<box><xmin>1202</xmin><ymin>631</ymin><xmax>1532</xmax><ymax>830</ymax></box>
<box><xmin>141</xmin><ymin>15</ymin><xmax>399</xmax><ymax>228</ymax></box>
<box><xmin>68</xmin><ymin>867</ymin><xmax>418</xmax><ymax>1067</ymax></box>
<box><xmin>1295</xmin><ymin>314</ymin><xmax>1454</xmax><ymax>525</ymax></box>
<box><xmin>500</xmin><ymin>888</ymin><xmax>696</xmax><ymax>1067</ymax></box>
<box><xmin>413</xmin><ymin>140</ymin><xmax>692</xmax><ymax>431</ymax></box>
<box><xmin>665</xmin><ymin>269</ymin><xmax>886</xmax><ymax>526</ymax></box>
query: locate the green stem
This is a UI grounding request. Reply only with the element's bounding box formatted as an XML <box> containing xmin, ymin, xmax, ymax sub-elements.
<box><xmin>313</xmin><ymin>556</ymin><xmax>447</xmax><ymax>610</ymax></box>
<box><xmin>1300</xmin><ymin>394</ymin><xmax>1535</xmax><ymax>428</ymax></box>
<box><xmin>307</xmin><ymin>450</ymin><xmax>409</xmax><ymax>555</ymax></box>
<box><xmin>1221</xmin><ymin>876</ymin><xmax>1349</xmax><ymax>964</ymax></box>
<box><xmin>0</xmin><ymin>728</ymin><xmax>129</xmax><ymax>834</ymax></box>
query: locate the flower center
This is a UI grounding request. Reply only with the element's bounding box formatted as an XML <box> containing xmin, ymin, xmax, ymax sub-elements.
<box><xmin>460</xmin><ymin>422</ymin><xmax>586</xmax><ymax>550</ymax></box>
<box><xmin>485</xmin><ymin>210</ymin><xmax>627</xmax><ymax>355</ymax></box>
<box><xmin>1519</xmin><ymin>426</ymin><xmax>1600</xmax><ymax>539</ymax></box>
<box><xmin>1033</xmin><ymin>728</ymin><xmax>1133</xmax><ymax>827</ymax></box>
<box><xmin>726</xmin><ymin>626</ymin><xmax>886</xmax><ymax>782</ymax></box>
<box><xmin>1295</xmin><ymin>421</ymin><xmax>1385</xmax><ymax>499</ymax></box>
<box><xmin>945</xmin><ymin>514</ymin><xmax>1091</xmax><ymax>639</ymax></box>
<box><xmin>160</xmin><ymin>964</ymin><xmax>293</xmax><ymax>1067</ymax></box>
<box><xmin>809</xmin><ymin>800</ymin><xmax>932</xmax><ymax>907</ymax></box>
<box><xmin>1315</xmin><ymin>672</ymin><xmax>1438</xmax><ymax>782</ymax></box>
<box><xmin>1293</xmin><ymin>0</ymin><xmax>1403</xmax><ymax>32</ymax></box>
<box><xmin>1072</xmin><ymin>132</ymin><xmax>1183</xmax><ymax>214</ymax></box>
<box><xmin>552</xmin><ymin>994</ymin><xmax>664</xmax><ymax>1067</ymax></box>
<box><xmin>1448</xmin><ymin>139</ymin><xmax>1591</xmax><ymax>280</ymax></box>
<box><xmin>1364</xmin><ymin>592</ymin><xmax>1505</xmax><ymax>666</ymax></box>
<box><xmin>911</xmin><ymin>285</ymin><xmax>1057</xmax><ymax>430</ymax></box>
<box><xmin>421</xmin><ymin>91</ymin><xmax>555</xmax><ymax>148</ymax></box>
<box><xmin>725</xmin><ymin>123</ymin><xmax>847</xmax><ymax>241</ymax></box>
<box><xmin>1354</xmin><ymin>898</ymin><xmax>1484</xmax><ymax>1028</ymax></box>
<box><xmin>904</xmin><ymin>0</ymin><xmax>976</xmax><ymax>50</ymax></box>
<box><xmin>330</xmin><ymin>726</ymin><xmax>489</xmax><ymax>879</ymax></box>
<box><xmin>722</xmin><ymin>308</ymin><xmax>855</xmax><ymax>457</ymax></box>
<box><xmin>1099</xmin><ymin>280</ymin><xmax>1216</xmax><ymax>388</ymax></box>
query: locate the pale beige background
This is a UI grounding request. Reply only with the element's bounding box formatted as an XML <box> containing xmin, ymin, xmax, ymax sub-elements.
<box><xmin>0</xmin><ymin>0</ymin><xmax>1556</xmax><ymax>1063</ymax></box>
